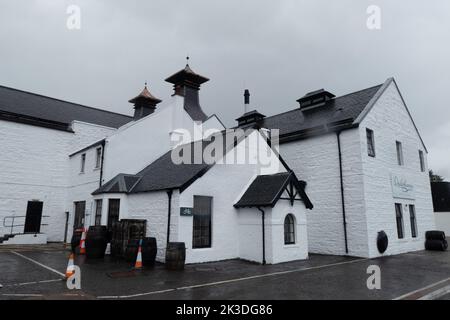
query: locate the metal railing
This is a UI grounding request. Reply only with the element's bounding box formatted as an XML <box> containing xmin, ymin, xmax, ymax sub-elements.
<box><xmin>2</xmin><ymin>215</ymin><xmax>49</xmax><ymax>235</ymax></box>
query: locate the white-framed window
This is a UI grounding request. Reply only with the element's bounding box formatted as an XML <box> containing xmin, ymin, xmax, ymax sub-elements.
<box><xmin>95</xmin><ymin>147</ymin><xmax>102</xmax><ymax>169</ymax></box>
<box><xmin>80</xmin><ymin>153</ymin><xmax>86</xmax><ymax>173</ymax></box>
<box><xmin>396</xmin><ymin>141</ymin><xmax>404</xmax><ymax>166</ymax></box>
<box><xmin>419</xmin><ymin>150</ymin><xmax>425</xmax><ymax>172</ymax></box>
<box><xmin>409</xmin><ymin>205</ymin><xmax>418</xmax><ymax>238</ymax></box>
<box><xmin>395</xmin><ymin>203</ymin><xmax>404</xmax><ymax>239</ymax></box>
<box><xmin>284</xmin><ymin>214</ymin><xmax>296</xmax><ymax>245</ymax></box>
<box><xmin>366</xmin><ymin>128</ymin><xmax>376</xmax><ymax>157</ymax></box>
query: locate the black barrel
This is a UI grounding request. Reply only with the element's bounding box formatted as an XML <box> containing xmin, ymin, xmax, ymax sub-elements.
<box><xmin>165</xmin><ymin>242</ymin><xmax>186</xmax><ymax>270</ymax></box>
<box><xmin>85</xmin><ymin>226</ymin><xmax>108</xmax><ymax>259</ymax></box>
<box><xmin>70</xmin><ymin>228</ymin><xmax>83</xmax><ymax>253</ymax></box>
<box><xmin>425</xmin><ymin>230</ymin><xmax>446</xmax><ymax>241</ymax></box>
<box><xmin>124</xmin><ymin>239</ymin><xmax>140</xmax><ymax>262</ymax></box>
<box><xmin>142</xmin><ymin>238</ymin><xmax>157</xmax><ymax>267</ymax></box>
<box><xmin>425</xmin><ymin>239</ymin><xmax>448</xmax><ymax>251</ymax></box>
<box><xmin>377</xmin><ymin>231</ymin><xmax>388</xmax><ymax>254</ymax></box>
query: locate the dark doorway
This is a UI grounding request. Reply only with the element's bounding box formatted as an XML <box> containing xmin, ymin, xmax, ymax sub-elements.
<box><xmin>73</xmin><ymin>201</ymin><xmax>86</xmax><ymax>230</ymax></box>
<box><xmin>24</xmin><ymin>201</ymin><xmax>43</xmax><ymax>233</ymax></box>
<box><xmin>107</xmin><ymin>199</ymin><xmax>120</xmax><ymax>231</ymax></box>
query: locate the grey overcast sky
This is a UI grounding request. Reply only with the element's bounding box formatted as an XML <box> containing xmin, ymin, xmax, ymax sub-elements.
<box><xmin>0</xmin><ymin>0</ymin><xmax>449</xmax><ymax>178</ymax></box>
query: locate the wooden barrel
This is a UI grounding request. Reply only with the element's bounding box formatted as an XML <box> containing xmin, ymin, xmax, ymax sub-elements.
<box><xmin>142</xmin><ymin>238</ymin><xmax>157</xmax><ymax>267</ymax></box>
<box><xmin>165</xmin><ymin>242</ymin><xmax>186</xmax><ymax>270</ymax></box>
<box><xmin>425</xmin><ymin>239</ymin><xmax>448</xmax><ymax>251</ymax></box>
<box><xmin>85</xmin><ymin>226</ymin><xmax>108</xmax><ymax>259</ymax></box>
<box><xmin>377</xmin><ymin>231</ymin><xmax>388</xmax><ymax>254</ymax></box>
<box><xmin>425</xmin><ymin>230</ymin><xmax>446</xmax><ymax>241</ymax></box>
<box><xmin>70</xmin><ymin>228</ymin><xmax>83</xmax><ymax>253</ymax></box>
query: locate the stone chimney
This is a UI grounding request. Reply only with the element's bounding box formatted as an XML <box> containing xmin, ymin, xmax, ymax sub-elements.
<box><xmin>129</xmin><ymin>84</ymin><xmax>162</xmax><ymax>120</ymax></box>
<box><xmin>165</xmin><ymin>61</ymin><xmax>209</xmax><ymax>122</ymax></box>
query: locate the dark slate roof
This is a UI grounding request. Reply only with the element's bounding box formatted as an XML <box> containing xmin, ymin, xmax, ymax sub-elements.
<box><xmin>93</xmin><ymin>129</ymin><xmax>249</xmax><ymax>195</ymax></box>
<box><xmin>260</xmin><ymin>84</ymin><xmax>383</xmax><ymax>142</ymax></box>
<box><xmin>431</xmin><ymin>182</ymin><xmax>450</xmax><ymax>212</ymax></box>
<box><xmin>92</xmin><ymin>174</ymin><xmax>140</xmax><ymax>195</ymax></box>
<box><xmin>0</xmin><ymin>85</ymin><xmax>133</xmax><ymax>131</ymax></box>
<box><xmin>234</xmin><ymin>172</ymin><xmax>313</xmax><ymax>209</ymax></box>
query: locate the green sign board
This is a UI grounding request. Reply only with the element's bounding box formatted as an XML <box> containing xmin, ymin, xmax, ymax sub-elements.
<box><xmin>180</xmin><ymin>207</ymin><xmax>193</xmax><ymax>216</ymax></box>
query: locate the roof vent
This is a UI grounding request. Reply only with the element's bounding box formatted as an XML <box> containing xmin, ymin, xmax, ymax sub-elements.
<box><xmin>297</xmin><ymin>89</ymin><xmax>335</xmax><ymax>110</ymax></box>
<box><xmin>236</xmin><ymin>110</ymin><xmax>266</xmax><ymax>127</ymax></box>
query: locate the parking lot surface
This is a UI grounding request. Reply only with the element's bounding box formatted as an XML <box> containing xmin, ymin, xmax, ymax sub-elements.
<box><xmin>1</xmin><ymin>244</ymin><xmax>449</xmax><ymax>300</ymax></box>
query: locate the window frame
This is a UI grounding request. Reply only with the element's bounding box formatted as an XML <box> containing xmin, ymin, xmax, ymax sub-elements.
<box><xmin>396</xmin><ymin>141</ymin><xmax>404</xmax><ymax>166</ymax></box>
<box><xmin>94</xmin><ymin>199</ymin><xmax>103</xmax><ymax>226</ymax></box>
<box><xmin>284</xmin><ymin>214</ymin><xmax>296</xmax><ymax>245</ymax></box>
<box><xmin>192</xmin><ymin>196</ymin><xmax>213</xmax><ymax>249</ymax></box>
<box><xmin>395</xmin><ymin>203</ymin><xmax>404</xmax><ymax>239</ymax></box>
<box><xmin>95</xmin><ymin>147</ymin><xmax>102</xmax><ymax>169</ymax></box>
<box><xmin>409</xmin><ymin>205</ymin><xmax>418</xmax><ymax>238</ymax></box>
<box><xmin>80</xmin><ymin>153</ymin><xmax>86</xmax><ymax>173</ymax></box>
<box><xmin>366</xmin><ymin>128</ymin><xmax>376</xmax><ymax>157</ymax></box>
<box><xmin>419</xmin><ymin>150</ymin><xmax>425</xmax><ymax>172</ymax></box>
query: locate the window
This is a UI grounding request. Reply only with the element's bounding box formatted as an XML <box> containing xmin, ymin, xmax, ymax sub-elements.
<box><xmin>366</xmin><ymin>129</ymin><xmax>376</xmax><ymax>157</ymax></box>
<box><xmin>107</xmin><ymin>199</ymin><xmax>120</xmax><ymax>231</ymax></box>
<box><xmin>193</xmin><ymin>196</ymin><xmax>212</xmax><ymax>249</ymax></box>
<box><xmin>80</xmin><ymin>153</ymin><xmax>86</xmax><ymax>173</ymax></box>
<box><xmin>396</xmin><ymin>141</ymin><xmax>404</xmax><ymax>166</ymax></box>
<box><xmin>419</xmin><ymin>150</ymin><xmax>425</xmax><ymax>172</ymax></box>
<box><xmin>409</xmin><ymin>205</ymin><xmax>418</xmax><ymax>238</ymax></box>
<box><xmin>95</xmin><ymin>147</ymin><xmax>102</xmax><ymax>169</ymax></box>
<box><xmin>94</xmin><ymin>199</ymin><xmax>103</xmax><ymax>226</ymax></box>
<box><xmin>395</xmin><ymin>203</ymin><xmax>404</xmax><ymax>239</ymax></box>
<box><xmin>73</xmin><ymin>201</ymin><xmax>86</xmax><ymax>229</ymax></box>
<box><xmin>284</xmin><ymin>214</ymin><xmax>296</xmax><ymax>245</ymax></box>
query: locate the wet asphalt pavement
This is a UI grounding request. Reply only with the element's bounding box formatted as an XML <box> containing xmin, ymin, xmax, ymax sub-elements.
<box><xmin>1</xmin><ymin>244</ymin><xmax>450</xmax><ymax>300</ymax></box>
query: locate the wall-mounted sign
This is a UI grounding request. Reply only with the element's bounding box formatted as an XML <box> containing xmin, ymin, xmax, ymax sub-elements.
<box><xmin>391</xmin><ymin>173</ymin><xmax>415</xmax><ymax>200</ymax></box>
<box><xmin>180</xmin><ymin>207</ymin><xmax>193</xmax><ymax>216</ymax></box>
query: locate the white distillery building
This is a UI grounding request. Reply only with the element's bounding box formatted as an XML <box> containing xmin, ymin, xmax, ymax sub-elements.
<box><xmin>0</xmin><ymin>63</ymin><xmax>435</xmax><ymax>262</ymax></box>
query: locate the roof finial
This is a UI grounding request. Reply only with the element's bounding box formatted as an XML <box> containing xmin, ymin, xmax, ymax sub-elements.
<box><xmin>186</xmin><ymin>55</ymin><xmax>190</xmax><ymax>66</ymax></box>
<box><xmin>144</xmin><ymin>81</ymin><xmax>147</xmax><ymax>89</ymax></box>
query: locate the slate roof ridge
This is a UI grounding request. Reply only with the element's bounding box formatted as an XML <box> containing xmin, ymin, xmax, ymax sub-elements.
<box><xmin>262</xmin><ymin>83</ymin><xmax>384</xmax><ymax>122</ymax></box>
<box><xmin>0</xmin><ymin>84</ymin><xmax>133</xmax><ymax>119</ymax></box>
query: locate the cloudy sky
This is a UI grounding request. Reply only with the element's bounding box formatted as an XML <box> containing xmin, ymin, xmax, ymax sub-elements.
<box><xmin>1</xmin><ymin>0</ymin><xmax>449</xmax><ymax>178</ymax></box>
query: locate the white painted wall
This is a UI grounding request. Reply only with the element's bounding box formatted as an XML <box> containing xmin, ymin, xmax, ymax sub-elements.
<box><xmin>280</xmin><ymin>129</ymin><xmax>367</xmax><ymax>257</ymax></box>
<box><xmin>238</xmin><ymin>200</ymin><xmax>308</xmax><ymax>264</ymax></box>
<box><xmin>0</xmin><ymin>118</ymin><xmax>117</xmax><ymax>242</ymax></box>
<box><xmin>360</xmin><ymin>81</ymin><xmax>435</xmax><ymax>257</ymax></box>
<box><xmin>435</xmin><ymin>213</ymin><xmax>450</xmax><ymax>236</ymax></box>
<box><xmin>126</xmin><ymin>191</ymin><xmax>179</xmax><ymax>262</ymax></box>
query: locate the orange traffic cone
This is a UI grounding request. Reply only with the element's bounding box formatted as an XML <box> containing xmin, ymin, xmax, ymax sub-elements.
<box><xmin>134</xmin><ymin>239</ymin><xmax>143</xmax><ymax>269</ymax></box>
<box><xmin>79</xmin><ymin>228</ymin><xmax>86</xmax><ymax>255</ymax></box>
<box><xmin>65</xmin><ymin>253</ymin><xmax>76</xmax><ymax>278</ymax></box>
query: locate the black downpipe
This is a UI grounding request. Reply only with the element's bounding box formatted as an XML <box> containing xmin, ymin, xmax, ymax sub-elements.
<box><xmin>166</xmin><ymin>190</ymin><xmax>173</xmax><ymax>245</ymax></box>
<box><xmin>99</xmin><ymin>140</ymin><xmax>106</xmax><ymax>187</ymax></box>
<box><xmin>337</xmin><ymin>131</ymin><xmax>349</xmax><ymax>254</ymax></box>
<box><xmin>257</xmin><ymin>207</ymin><xmax>266</xmax><ymax>265</ymax></box>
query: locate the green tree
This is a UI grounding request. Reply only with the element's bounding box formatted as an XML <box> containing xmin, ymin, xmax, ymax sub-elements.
<box><xmin>429</xmin><ymin>170</ymin><xmax>445</xmax><ymax>182</ymax></box>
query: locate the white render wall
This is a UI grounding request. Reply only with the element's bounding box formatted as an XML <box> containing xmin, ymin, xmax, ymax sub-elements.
<box><xmin>178</xmin><ymin>130</ymin><xmax>287</xmax><ymax>264</ymax></box>
<box><xmin>434</xmin><ymin>213</ymin><xmax>450</xmax><ymax>236</ymax></box>
<box><xmin>280</xmin><ymin>129</ymin><xmax>368</xmax><ymax>257</ymax></box>
<box><xmin>360</xmin><ymin>81</ymin><xmax>435</xmax><ymax>257</ymax></box>
<box><xmin>126</xmin><ymin>191</ymin><xmax>180</xmax><ymax>262</ymax></box>
<box><xmin>239</xmin><ymin>200</ymin><xmax>308</xmax><ymax>264</ymax></box>
<box><xmin>0</xmin><ymin>118</ymin><xmax>117</xmax><ymax>242</ymax></box>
